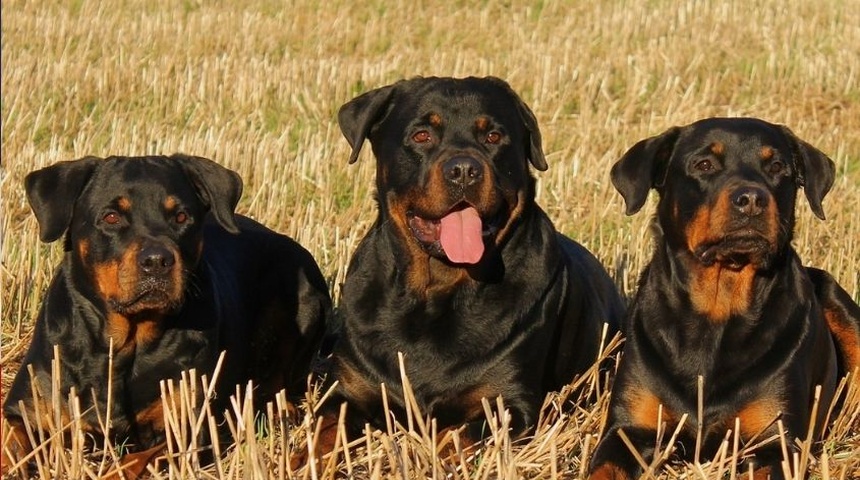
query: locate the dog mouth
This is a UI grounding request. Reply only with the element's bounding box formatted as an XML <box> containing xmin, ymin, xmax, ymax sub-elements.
<box><xmin>109</xmin><ymin>278</ymin><xmax>183</xmax><ymax>315</ymax></box>
<box><xmin>407</xmin><ymin>203</ymin><xmax>502</xmax><ymax>264</ymax></box>
<box><xmin>693</xmin><ymin>231</ymin><xmax>775</xmax><ymax>269</ymax></box>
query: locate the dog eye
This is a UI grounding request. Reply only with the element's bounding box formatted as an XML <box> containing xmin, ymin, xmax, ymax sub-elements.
<box><xmin>486</xmin><ymin>131</ymin><xmax>502</xmax><ymax>144</ymax></box>
<box><xmin>412</xmin><ymin>130</ymin><xmax>432</xmax><ymax>143</ymax></box>
<box><xmin>694</xmin><ymin>159</ymin><xmax>714</xmax><ymax>172</ymax></box>
<box><xmin>175</xmin><ymin>211</ymin><xmax>189</xmax><ymax>224</ymax></box>
<box><xmin>767</xmin><ymin>161</ymin><xmax>785</xmax><ymax>174</ymax></box>
<box><xmin>103</xmin><ymin>211</ymin><xmax>122</xmax><ymax>225</ymax></box>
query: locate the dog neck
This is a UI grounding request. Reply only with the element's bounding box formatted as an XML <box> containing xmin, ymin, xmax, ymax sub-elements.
<box><xmin>104</xmin><ymin>311</ymin><xmax>165</xmax><ymax>353</ymax></box>
<box><xmin>657</xmin><ymin>240</ymin><xmax>777</xmax><ymax>324</ymax></box>
<box><xmin>681</xmin><ymin>256</ymin><xmax>757</xmax><ymax>323</ymax></box>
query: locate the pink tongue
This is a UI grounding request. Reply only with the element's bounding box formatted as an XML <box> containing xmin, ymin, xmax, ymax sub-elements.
<box><xmin>439</xmin><ymin>207</ymin><xmax>484</xmax><ymax>264</ymax></box>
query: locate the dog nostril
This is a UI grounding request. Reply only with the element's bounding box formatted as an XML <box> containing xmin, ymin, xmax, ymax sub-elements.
<box><xmin>443</xmin><ymin>157</ymin><xmax>483</xmax><ymax>186</ymax></box>
<box><xmin>732</xmin><ymin>187</ymin><xmax>767</xmax><ymax>215</ymax></box>
<box><xmin>138</xmin><ymin>245</ymin><xmax>176</xmax><ymax>274</ymax></box>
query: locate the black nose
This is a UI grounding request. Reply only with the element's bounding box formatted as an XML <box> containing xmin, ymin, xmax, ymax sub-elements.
<box><xmin>442</xmin><ymin>156</ymin><xmax>483</xmax><ymax>187</ymax></box>
<box><xmin>731</xmin><ymin>186</ymin><xmax>768</xmax><ymax>216</ymax></box>
<box><xmin>138</xmin><ymin>245</ymin><xmax>176</xmax><ymax>275</ymax></box>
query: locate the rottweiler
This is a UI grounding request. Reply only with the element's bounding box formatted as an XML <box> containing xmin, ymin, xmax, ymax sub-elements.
<box><xmin>304</xmin><ymin>76</ymin><xmax>624</xmax><ymax>459</ymax></box>
<box><xmin>2</xmin><ymin>154</ymin><xmax>330</xmax><ymax>475</ymax></box>
<box><xmin>589</xmin><ymin>118</ymin><xmax>860</xmax><ymax>480</ymax></box>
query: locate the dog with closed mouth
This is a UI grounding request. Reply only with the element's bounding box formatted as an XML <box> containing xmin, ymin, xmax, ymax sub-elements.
<box><xmin>301</xmin><ymin>76</ymin><xmax>624</xmax><ymax>462</ymax></box>
<box><xmin>588</xmin><ymin>118</ymin><xmax>860</xmax><ymax>480</ymax></box>
<box><xmin>2</xmin><ymin>154</ymin><xmax>331</xmax><ymax>477</ymax></box>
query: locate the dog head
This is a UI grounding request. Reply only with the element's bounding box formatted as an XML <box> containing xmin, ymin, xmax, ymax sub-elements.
<box><xmin>338</xmin><ymin>76</ymin><xmax>546</xmax><ymax>266</ymax></box>
<box><xmin>25</xmin><ymin>154</ymin><xmax>242</xmax><ymax>317</ymax></box>
<box><xmin>611</xmin><ymin>117</ymin><xmax>834</xmax><ymax>270</ymax></box>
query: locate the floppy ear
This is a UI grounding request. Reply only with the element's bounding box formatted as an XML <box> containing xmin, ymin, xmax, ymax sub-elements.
<box><xmin>173</xmin><ymin>154</ymin><xmax>243</xmax><ymax>234</ymax></box>
<box><xmin>779</xmin><ymin>125</ymin><xmax>835</xmax><ymax>220</ymax></box>
<box><xmin>338</xmin><ymin>85</ymin><xmax>396</xmax><ymax>164</ymax></box>
<box><xmin>611</xmin><ymin>127</ymin><xmax>681</xmax><ymax>215</ymax></box>
<box><xmin>514</xmin><ymin>95</ymin><xmax>547</xmax><ymax>171</ymax></box>
<box><xmin>487</xmin><ymin>77</ymin><xmax>547</xmax><ymax>171</ymax></box>
<box><xmin>25</xmin><ymin>156</ymin><xmax>102</xmax><ymax>243</ymax></box>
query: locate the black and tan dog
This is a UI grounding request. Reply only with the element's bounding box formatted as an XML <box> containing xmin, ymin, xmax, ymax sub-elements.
<box><xmin>2</xmin><ymin>155</ymin><xmax>330</xmax><ymax>475</ymax></box>
<box><xmin>306</xmin><ymin>76</ymin><xmax>624</xmax><ymax>458</ymax></box>
<box><xmin>589</xmin><ymin>118</ymin><xmax>860</xmax><ymax>479</ymax></box>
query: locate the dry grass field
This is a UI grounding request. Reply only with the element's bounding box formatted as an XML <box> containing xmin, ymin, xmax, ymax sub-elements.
<box><xmin>2</xmin><ymin>0</ymin><xmax>859</xmax><ymax>478</ymax></box>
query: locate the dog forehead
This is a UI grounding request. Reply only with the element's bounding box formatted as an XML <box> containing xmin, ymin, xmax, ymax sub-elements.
<box><xmin>394</xmin><ymin>78</ymin><xmax>518</xmax><ymax>124</ymax></box>
<box><xmin>682</xmin><ymin>118</ymin><xmax>789</xmax><ymax>153</ymax></box>
<box><xmin>85</xmin><ymin>156</ymin><xmax>198</xmax><ymax>206</ymax></box>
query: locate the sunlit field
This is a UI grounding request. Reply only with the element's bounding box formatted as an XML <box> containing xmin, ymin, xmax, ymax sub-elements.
<box><xmin>2</xmin><ymin>1</ymin><xmax>858</xmax><ymax>478</ymax></box>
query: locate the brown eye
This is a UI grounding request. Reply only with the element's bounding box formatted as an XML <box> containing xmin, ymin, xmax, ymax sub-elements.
<box><xmin>768</xmin><ymin>161</ymin><xmax>785</xmax><ymax>174</ymax></box>
<box><xmin>175</xmin><ymin>211</ymin><xmax>188</xmax><ymax>224</ymax></box>
<box><xmin>694</xmin><ymin>159</ymin><xmax>714</xmax><ymax>172</ymax></box>
<box><xmin>103</xmin><ymin>212</ymin><xmax>121</xmax><ymax>224</ymax></box>
<box><xmin>486</xmin><ymin>131</ymin><xmax>502</xmax><ymax>144</ymax></box>
<box><xmin>412</xmin><ymin>130</ymin><xmax>432</xmax><ymax>143</ymax></box>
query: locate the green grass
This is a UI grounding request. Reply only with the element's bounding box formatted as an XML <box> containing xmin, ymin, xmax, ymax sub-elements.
<box><xmin>2</xmin><ymin>0</ymin><xmax>859</xmax><ymax>478</ymax></box>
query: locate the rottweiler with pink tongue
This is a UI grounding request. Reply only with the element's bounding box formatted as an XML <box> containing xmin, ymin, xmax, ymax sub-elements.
<box><xmin>298</xmin><ymin>76</ymin><xmax>623</xmax><ymax>464</ymax></box>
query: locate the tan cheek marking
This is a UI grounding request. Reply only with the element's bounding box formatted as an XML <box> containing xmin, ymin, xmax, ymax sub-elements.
<box><xmin>684</xmin><ymin>190</ymin><xmax>732</xmax><ymax>254</ymax></box>
<box><xmin>709</xmin><ymin>190</ymin><xmax>734</xmax><ymax>240</ymax></box>
<box><xmin>170</xmin><ymin>245</ymin><xmax>185</xmax><ymax>301</ymax></box>
<box><xmin>93</xmin><ymin>261</ymin><xmax>121</xmax><ymax>300</ymax></box>
<box><xmin>764</xmin><ymin>196</ymin><xmax>780</xmax><ymax>249</ymax></box>
<box><xmin>476</xmin><ymin>158</ymin><xmax>498</xmax><ymax>217</ymax></box>
<box><xmin>685</xmin><ymin>205</ymin><xmax>711</xmax><ymax>254</ymax></box>
<box><xmin>493</xmin><ymin>189</ymin><xmax>526</xmax><ymax>247</ymax></box>
<box><xmin>93</xmin><ymin>243</ymin><xmax>141</xmax><ymax>303</ymax></box>
<box><xmin>386</xmin><ymin>190</ymin><xmax>432</xmax><ymax>295</ymax></box>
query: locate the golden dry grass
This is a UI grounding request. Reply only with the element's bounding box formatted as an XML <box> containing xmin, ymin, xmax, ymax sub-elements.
<box><xmin>1</xmin><ymin>0</ymin><xmax>859</xmax><ymax>478</ymax></box>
